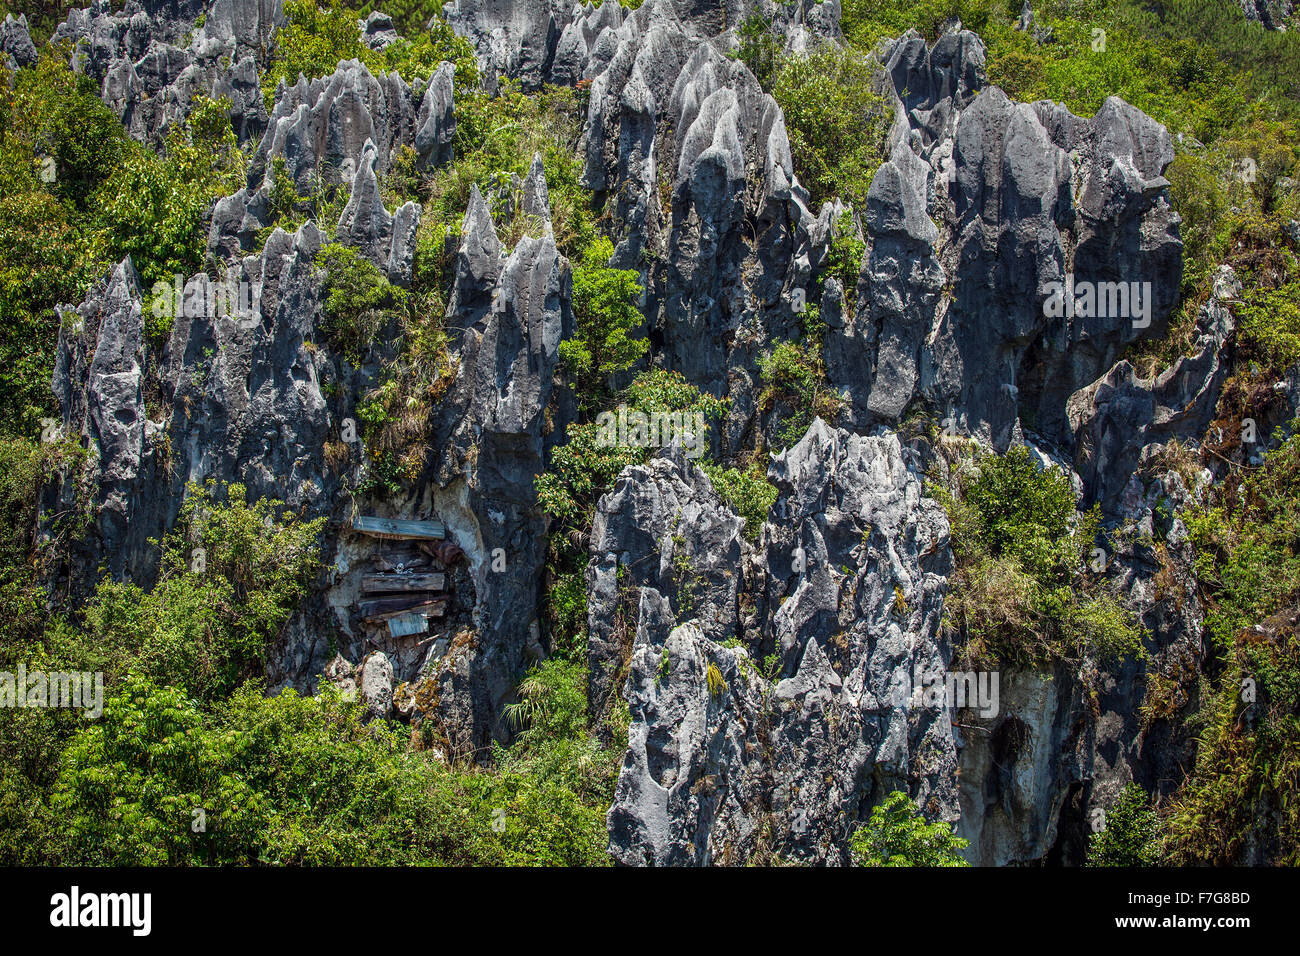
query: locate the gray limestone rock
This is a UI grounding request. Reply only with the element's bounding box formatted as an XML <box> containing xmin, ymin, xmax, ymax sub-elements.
<box><xmin>207</xmin><ymin>58</ymin><xmax>455</xmax><ymax>283</ymax></box>
<box><xmin>601</xmin><ymin>420</ymin><xmax>958</xmax><ymax>864</ymax></box>
<box><xmin>1</xmin><ymin>13</ymin><xmax>38</xmax><ymax>67</ymax></box>
<box><xmin>53</xmin><ymin>0</ymin><xmax>280</xmax><ymax>145</ymax></box>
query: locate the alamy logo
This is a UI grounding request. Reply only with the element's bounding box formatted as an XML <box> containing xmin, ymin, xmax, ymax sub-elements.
<box><xmin>594</xmin><ymin>404</ymin><xmax>707</xmax><ymax>459</ymax></box>
<box><xmin>151</xmin><ymin>271</ymin><xmax>260</xmax><ymax>327</ymax></box>
<box><xmin>1042</xmin><ymin>274</ymin><xmax>1153</xmax><ymax>328</ymax></box>
<box><xmin>0</xmin><ymin>665</ymin><xmax>102</xmax><ymax>718</ymax></box>
<box><xmin>890</xmin><ymin>666</ymin><xmax>1000</xmax><ymax>718</ymax></box>
<box><xmin>50</xmin><ymin>887</ymin><xmax>151</xmax><ymax>936</ymax></box>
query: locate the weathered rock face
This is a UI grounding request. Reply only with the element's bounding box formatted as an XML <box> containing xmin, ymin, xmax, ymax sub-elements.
<box><xmin>53</xmin><ymin>0</ymin><xmax>281</xmax><ymax>144</ymax></box>
<box><xmin>443</xmin><ymin>0</ymin><xmax>840</xmax><ymax>91</ymax></box>
<box><xmin>566</xmin><ymin>0</ymin><xmax>838</xmax><ymax>457</ymax></box>
<box><xmin>952</xmin><ymin>451</ymin><xmax>1208</xmax><ymax>866</ymax></box>
<box><xmin>417</xmin><ymin>169</ymin><xmax>574</xmax><ymax>755</ymax></box>
<box><xmin>208</xmin><ymin>57</ymin><xmax>453</xmax><ymax>282</ymax></box>
<box><xmin>41</xmin><ymin>0</ymin><xmax>561</xmax><ymax>753</ymax></box>
<box><xmin>1069</xmin><ymin>265</ymin><xmax>1238</xmax><ymax>518</ymax></box>
<box><xmin>599</xmin><ymin>421</ymin><xmax>958</xmax><ymax>864</ymax></box>
<box><xmin>954</xmin><ymin>664</ymin><xmax>1091</xmax><ymax>865</ymax></box>
<box><xmin>1239</xmin><ymin>0</ymin><xmax>1295</xmax><ymax>30</ymax></box>
<box><xmin>586</xmin><ymin>440</ymin><xmax>747</xmax><ymax>720</ymax></box>
<box><xmin>47</xmin><ymin>222</ymin><xmax>334</xmax><ymax>592</ymax></box>
<box><xmin>48</xmin><ymin>157</ymin><xmax>574</xmax><ymax>758</ymax></box>
<box><xmin>565</xmin><ymin>13</ymin><xmax>1182</xmax><ymax>467</ymax></box>
<box><xmin>827</xmin><ymin>29</ymin><xmax>1183</xmax><ymax>451</ymax></box>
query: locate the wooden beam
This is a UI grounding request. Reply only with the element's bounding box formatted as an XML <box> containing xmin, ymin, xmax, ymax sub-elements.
<box><xmin>360</xmin><ymin>597</ymin><xmax>446</xmax><ymax>623</ymax></box>
<box><xmin>360</xmin><ymin>572</ymin><xmax>445</xmax><ymax>594</ymax></box>
<box><xmin>352</xmin><ymin>516</ymin><xmax>446</xmax><ymax>540</ymax></box>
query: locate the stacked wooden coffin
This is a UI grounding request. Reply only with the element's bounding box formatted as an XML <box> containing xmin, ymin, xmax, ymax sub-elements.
<box><xmin>352</xmin><ymin>516</ymin><xmax>463</xmax><ymax>639</ymax></box>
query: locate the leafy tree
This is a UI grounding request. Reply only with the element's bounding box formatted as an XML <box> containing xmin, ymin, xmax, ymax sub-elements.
<box><xmin>50</xmin><ymin>676</ymin><xmax>272</xmax><ymax>865</ymax></box>
<box><xmin>560</xmin><ymin>237</ymin><xmax>648</xmax><ymax>408</ymax></box>
<box><xmin>48</xmin><ymin>661</ymin><xmax>616</xmax><ymax>866</ymax></box>
<box><xmin>851</xmin><ymin>790</ymin><xmax>970</xmax><ymax>866</ymax></box>
<box><xmin>0</xmin><ymin>51</ymin><xmax>126</xmax><ymax>435</ymax></box>
<box><xmin>770</xmin><ymin>43</ymin><xmax>891</xmax><ymax>209</ymax></box>
<box><xmin>735</xmin><ymin>12</ymin><xmax>783</xmax><ymax>90</ymax></box>
<box><xmin>960</xmin><ymin>444</ymin><xmax>1080</xmax><ymax>583</ymax></box>
<box><xmin>823</xmin><ymin>212</ymin><xmax>865</xmax><ymax>308</ymax></box>
<box><xmin>2</xmin><ymin>48</ymin><xmax>128</xmax><ymax>206</ymax></box>
<box><xmin>92</xmin><ymin>95</ymin><xmax>247</xmax><ymax>341</ymax></box>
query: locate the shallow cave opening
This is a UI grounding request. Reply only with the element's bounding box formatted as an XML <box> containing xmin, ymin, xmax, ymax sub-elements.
<box><xmin>989</xmin><ymin>714</ymin><xmax>1031</xmax><ymax>803</ymax></box>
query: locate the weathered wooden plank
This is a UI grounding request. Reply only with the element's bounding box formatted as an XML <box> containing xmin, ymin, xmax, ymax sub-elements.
<box><xmin>352</xmin><ymin>516</ymin><xmax>445</xmax><ymax>540</ymax></box>
<box><xmin>360</xmin><ymin>598</ymin><xmax>446</xmax><ymax>623</ymax></box>
<box><xmin>361</xmin><ymin>573</ymin><xmax>445</xmax><ymax>594</ymax></box>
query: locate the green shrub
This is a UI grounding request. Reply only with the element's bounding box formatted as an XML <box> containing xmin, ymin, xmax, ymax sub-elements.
<box><xmin>264</xmin><ymin>0</ymin><xmax>479</xmax><ymax>107</ymax></box>
<box><xmin>1164</xmin><ymin>615</ymin><xmax>1300</xmax><ymax>865</ymax></box>
<box><xmin>315</xmin><ymin>243</ymin><xmax>408</xmax><ymax>366</ymax></box>
<box><xmin>536</xmin><ymin>369</ymin><xmax>727</xmax><ymax>528</ymax></box>
<box><xmin>0</xmin><ymin>187</ymin><xmax>99</xmax><ymax>436</ymax></box>
<box><xmin>76</xmin><ymin>482</ymin><xmax>324</xmax><ymax>702</ymax></box>
<box><xmin>734</xmin><ymin>12</ymin><xmax>783</xmax><ymax>90</ymax></box>
<box><xmin>757</xmin><ymin>336</ymin><xmax>842</xmax><ymax>449</ymax></box>
<box><xmin>1187</xmin><ymin>429</ymin><xmax>1300</xmax><ymax>651</ymax></box>
<box><xmin>823</xmin><ymin>212</ymin><xmax>865</xmax><ymax>308</ymax></box>
<box><xmin>937</xmin><ymin>445</ymin><xmax>1142</xmax><ymax>668</ymax></box>
<box><xmin>959</xmin><ymin>443</ymin><xmax>1080</xmax><ymax>583</ymax></box>
<box><xmin>1236</xmin><ymin>277</ymin><xmax>1300</xmax><ymax>374</ymax></box>
<box><xmin>544</xmin><ymin>565</ymin><xmax>589</xmax><ymax>663</ymax></box>
<box><xmin>418</xmin><ymin>81</ymin><xmax>594</xmax><ymax>253</ymax></box>
<box><xmin>0</xmin><ymin>51</ymin><xmax>128</xmax><ymax>435</ymax></box>
<box><xmin>701</xmin><ymin>463</ymin><xmax>777</xmax><ymax>541</ymax></box>
<box><xmin>1087</xmin><ymin>783</ymin><xmax>1161</xmax><ymax>866</ymax></box>
<box><xmin>851</xmin><ymin>790</ymin><xmax>970</xmax><ymax>866</ymax></box>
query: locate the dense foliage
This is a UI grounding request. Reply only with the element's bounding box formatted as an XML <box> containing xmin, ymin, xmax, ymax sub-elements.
<box><xmin>769</xmin><ymin>42</ymin><xmax>891</xmax><ymax>210</ymax></box>
<box><xmin>264</xmin><ymin>0</ymin><xmax>479</xmax><ymax>105</ymax></box>
<box><xmin>49</xmin><ymin>661</ymin><xmax>613</xmax><ymax>865</ymax></box>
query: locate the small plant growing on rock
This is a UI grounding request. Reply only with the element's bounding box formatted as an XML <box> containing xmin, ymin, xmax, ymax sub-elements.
<box><xmin>706</xmin><ymin>661</ymin><xmax>727</xmax><ymax>700</ymax></box>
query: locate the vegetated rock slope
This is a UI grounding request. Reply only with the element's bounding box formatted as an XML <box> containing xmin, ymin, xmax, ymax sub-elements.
<box><xmin>11</xmin><ymin>0</ymin><xmax>1296</xmax><ymax>864</ymax></box>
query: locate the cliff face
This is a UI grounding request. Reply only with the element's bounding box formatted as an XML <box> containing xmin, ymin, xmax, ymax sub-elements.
<box><xmin>25</xmin><ymin>0</ymin><xmax>1290</xmax><ymax>864</ymax></box>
